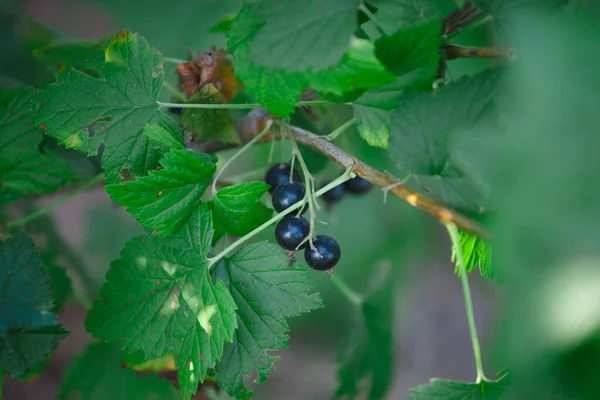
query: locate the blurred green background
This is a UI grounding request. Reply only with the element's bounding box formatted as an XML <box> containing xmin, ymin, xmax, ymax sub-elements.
<box><xmin>2</xmin><ymin>0</ymin><xmax>600</xmax><ymax>399</ymax></box>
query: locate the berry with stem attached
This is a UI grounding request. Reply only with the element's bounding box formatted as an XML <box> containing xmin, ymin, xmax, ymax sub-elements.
<box><xmin>272</xmin><ymin>182</ymin><xmax>307</xmax><ymax>214</ymax></box>
<box><xmin>265</xmin><ymin>163</ymin><xmax>301</xmax><ymax>193</ymax></box>
<box><xmin>344</xmin><ymin>176</ymin><xmax>372</xmax><ymax>194</ymax></box>
<box><xmin>275</xmin><ymin>215</ymin><xmax>310</xmax><ymax>251</ymax></box>
<box><xmin>304</xmin><ymin>235</ymin><xmax>341</xmax><ymax>271</ymax></box>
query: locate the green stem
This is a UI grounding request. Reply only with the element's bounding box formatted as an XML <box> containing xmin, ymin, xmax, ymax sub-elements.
<box><xmin>207</xmin><ymin>166</ymin><xmax>354</xmax><ymax>268</ymax></box>
<box><xmin>156</xmin><ymin>100</ymin><xmax>334</xmax><ymax>110</ymax></box>
<box><xmin>325</xmin><ymin>118</ymin><xmax>356</xmax><ymax>141</ymax></box>
<box><xmin>211</xmin><ymin>121</ymin><xmax>273</xmax><ymax>196</ymax></box>
<box><xmin>444</xmin><ymin>222</ymin><xmax>488</xmax><ymax>383</ymax></box>
<box><xmin>162</xmin><ymin>81</ymin><xmax>187</xmax><ymax>102</ymax></box>
<box><xmin>165</xmin><ymin>57</ymin><xmax>187</xmax><ymax>64</ymax></box>
<box><xmin>330</xmin><ymin>274</ymin><xmax>362</xmax><ymax>306</ymax></box>
<box><xmin>6</xmin><ymin>175</ymin><xmax>104</xmax><ymax>229</ymax></box>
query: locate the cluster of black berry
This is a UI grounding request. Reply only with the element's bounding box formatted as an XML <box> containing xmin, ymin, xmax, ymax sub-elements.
<box><xmin>265</xmin><ymin>163</ymin><xmax>341</xmax><ymax>271</ymax></box>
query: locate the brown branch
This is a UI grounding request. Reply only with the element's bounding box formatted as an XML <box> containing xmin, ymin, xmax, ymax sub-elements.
<box><xmin>287</xmin><ymin>125</ymin><xmax>491</xmax><ymax>239</ymax></box>
<box><xmin>442</xmin><ymin>44</ymin><xmax>515</xmax><ymax>61</ymax></box>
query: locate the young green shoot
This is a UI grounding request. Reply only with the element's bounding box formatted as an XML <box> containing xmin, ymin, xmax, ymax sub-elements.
<box><xmin>206</xmin><ymin>165</ymin><xmax>355</xmax><ymax>268</ymax></box>
<box><xmin>330</xmin><ymin>274</ymin><xmax>362</xmax><ymax>306</ymax></box>
<box><xmin>445</xmin><ymin>222</ymin><xmax>488</xmax><ymax>383</ymax></box>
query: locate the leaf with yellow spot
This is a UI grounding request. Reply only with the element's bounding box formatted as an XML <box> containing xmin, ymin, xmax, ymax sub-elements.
<box><xmin>86</xmin><ymin>205</ymin><xmax>237</xmax><ymax>400</ymax></box>
<box><xmin>35</xmin><ymin>29</ymin><xmax>180</xmax><ymax>184</ymax></box>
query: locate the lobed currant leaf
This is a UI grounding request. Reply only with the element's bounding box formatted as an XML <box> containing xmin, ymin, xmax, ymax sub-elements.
<box><xmin>59</xmin><ymin>342</ymin><xmax>180</xmax><ymax>400</ymax></box>
<box><xmin>0</xmin><ymin>88</ymin><xmax>71</xmax><ymax>204</ymax></box>
<box><xmin>0</xmin><ymin>233</ymin><xmax>69</xmax><ymax>379</ymax></box>
<box><xmin>41</xmin><ymin>253</ymin><xmax>72</xmax><ymax>313</ymax></box>
<box><xmin>209</xmin><ymin>182</ymin><xmax>273</xmax><ymax>240</ymax></box>
<box><xmin>105</xmin><ymin>146</ymin><xmax>216</xmax><ymax>237</ymax></box>
<box><xmin>35</xmin><ymin>29</ymin><xmax>180</xmax><ymax>184</ymax></box>
<box><xmin>335</xmin><ymin>263</ymin><xmax>395</xmax><ymax>400</ymax></box>
<box><xmin>248</xmin><ymin>0</ymin><xmax>359</xmax><ymax>71</ymax></box>
<box><xmin>86</xmin><ymin>205</ymin><xmax>237</xmax><ymax>400</ymax></box>
<box><xmin>212</xmin><ymin>242</ymin><xmax>322</xmax><ymax>399</ymax></box>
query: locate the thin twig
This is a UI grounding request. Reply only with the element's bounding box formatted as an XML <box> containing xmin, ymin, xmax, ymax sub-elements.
<box><xmin>287</xmin><ymin>125</ymin><xmax>491</xmax><ymax>239</ymax></box>
<box><xmin>442</xmin><ymin>44</ymin><xmax>516</xmax><ymax>61</ymax></box>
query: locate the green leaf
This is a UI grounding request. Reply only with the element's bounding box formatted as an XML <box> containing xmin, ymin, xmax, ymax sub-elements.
<box><xmin>452</xmin><ymin>229</ymin><xmax>493</xmax><ymax>278</ymax></box>
<box><xmin>33</xmin><ymin>36</ymin><xmax>111</xmax><ymax>74</ymax></box>
<box><xmin>231</xmin><ymin>4</ymin><xmax>392</xmax><ymax>116</ymax></box>
<box><xmin>86</xmin><ymin>205</ymin><xmax>237</xmax><ymax>399</ymax></box>
<box><xmin>105</xmin><ymin>148</ymin><xmax>216</xmax><ymax>237</ymax></box>
<box><xmin>41</xmin><ymin>254</ymin><xmax>73</xmax><ymax>313</ymax></box>
<box><xmin>228</xmin><ymin>5</ymin><xmax>307</xmax><ymax>117</ymax></box>
<box><xmin>335</xmin><ymin>264</ymin><xmax>395</xmax><ymax>400</ymax></box>
<box><xmin>353</xmin><ymin>80</ymin><xmax>405</xmax><ymax>148</ymax></box>
<box><xmin>143</xmin><ymin>123</ymin><xmax>185</xmax><ymax>150</ymax></box>
<box><xmin>430</xmin><ymin>0</ymin><xmax>467</xmax><ymax>14</ymax></box>
<box><xmin>374</xmin><ymin>18</ymin><xmax>441</xmax><ymax>86</ymax></box>
<box><xmin>59</xmin><ymin>342</ymin><xmax>180</xmax><ymax>400</ymax></box>
<box><xmin>248</xmin><ymin>0</ymin><xmax>359</xmax><ymax>71</ymax></box>
<box><xmin>0</xmin><ymin>233</ymin><xmax>69</xmax><ymax>378</ymax></box>
<box><xmin>389</xmin><ymin>68</ymin><xmax>503</xmax><ymax>174</ymax></box>
<box><xmin>36</xmin><ymin>29</ymin><xmax>179</xmax><ymax>184</ymax></box>
<box><xmin>180</xmin><ymin>86</ymin><xmax>240</xmax><ymax>145</ymax></box>
<box><xmin>310</xmin><ymin>37</ymin><xmax>395</xmax><ymax>97</ymax></box>
<box><xmin>407</xmin><ymin>376</ymin><xmax>509</xmax><ymax>399</ymax></box>
<box><xmin>212</xmin><ymin>242</ymin><xmax>322</xmax><ymax>399</ymax></box>
<box><xmin>0</xmin><ymin>88</ymin><xmax>71</xmax><ymax>204</ymax></box>
<box><xmin>210</xmin><ymin>182</ymin><xmax>273</xmax><ymax>238</ymax></box>
<box><xmin>362</xmin><ymin>0</ymin><xmax>442</xmax><ymax>40</ymax></box>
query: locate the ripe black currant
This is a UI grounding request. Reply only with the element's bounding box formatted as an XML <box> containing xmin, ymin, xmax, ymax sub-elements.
<box><xmin>304</xmin><ymin>235</ymin><xmax>341</xmax><ymax>271</ymax></box>
<box><xmin>275</xmin><ymin>215</ymin><xmax>310</xmax><ymax>251</ymax></box>
<box><xmin>344</xmin><ymin>176</ymin><xmax>372</xmax><ymax>194</ymax></box>
<box><xmin>265</xmin><ymin>163</ymin><xmax>301</xmax><ymax>193</ymax></box>
<box><xmin>272</xmin><ymin>182</ymin><xmax>307</xmax><ymax>214</ymax></box>
<box><xmin>321</xmin><ymin>179</ymin><xmax>344</xmax><ymax>203</ymax></box>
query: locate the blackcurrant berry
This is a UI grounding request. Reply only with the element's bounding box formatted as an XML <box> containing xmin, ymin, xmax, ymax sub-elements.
<box><xmin>321</xmin><ymin>179</ymin><xmax>344</xmax><ymax>203</ymax></box>
<box><xmin>272</xmin><ymin>182</ymin><xmax>307</xmax><ymax>214</ymax></box>
<box><xmin>275</xmin><ymin>216</ymin><xmax>310</xmax><ymax>251</ymax></box>
<box><xmin>344</xmin><ymin>176</ymin><xmax>372</xmax><ymax>194</ymax></box>
<box><xmin>304</xmin><ymin>235</ymin><xmax>341</xmax><ymax>271</ymax></box>
<box><xmin>265</xmin><ymin>163</ymin><xmax>301</xmax><ymax>193</ymax></box>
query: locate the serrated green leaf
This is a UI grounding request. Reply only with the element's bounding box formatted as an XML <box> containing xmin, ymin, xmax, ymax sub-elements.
<box><xmin>390</xmin><ymin>68</ymin><xmax>503</xmax><ymax>174</ymax></box>
<box><xmin>143</xmin><ymin>123</ymin><xmax>185</xmax><ymax>150</ymax></box>
<box><xmin>335</xmin><ymin>264</ymin><xmax>395</xmax><ymax>400</ymax></box>
<box><xmin>452</xmin><ymin>229</ymin><xmax>493</xmax><ymax>279</ymax></box>
<box><xmin>33</xmin><ymin>36</ymin><xmax>111</xmax><ymax>74</ymax></box>
<box><xmin>310</xmin><ymin>37</ymin><xmax>395</xmax><ymax>97</ymax></box>
<box><xmin>59</xmin><ymin>342</ymin><xmax>180</xmax><ymax>400</ymax></box>
<box><xmin>86</xmin><ymin>206</ymin><xmax>237</xmax><ymax>399</ymax></box>
<box><xmin>41</xmin><ymin>253</ymin><xmax>72</xmax><ymax>313</ymax></box>
<box><xmin>212</xmin><ymin>242</ymin><xmax>322</xmax><ymax>399</ymax></box>
<box><xmin>105</xmin><ymin>149</ymin><xmax>216</xmax><ymax>237</ymax></box>
<box><xmin>210</xmin><ymin>182</ymin><xmax>273</xmax><ymax>238</ymax></box>
<box><xmin>407</xmin><ymin>376</ymin><xmax>509</xmax><ymax>399</ymax></box>
<box><xmin>0</xmin><ymin>87</ymin><xmax>71</xmax><ymax>204</ymax></box>
<box><xmin>36</xmin><ymin>29</ymin><xmax>180</xmax><ymax>184</ymax></box>
<box><xmin>228</xmin><ymin>5</ymin><xmax>307</xmax><ymax>118</ymax></box>
<box><xmin>180</xmin><ymin>86</ymin><xmax>240</xmax><ymax>145</ymax></box>
<box><xmin>249</xmin><ymin>0</ymin><xmax>359</xmax><ymax>71</ymax></box>
<box><xmin>0</xmin><ymin>233</ymin><xmax>69</xmax><ymax>378</ymax></box>
<box><xmin>374</xmin><ymin>18</ymin><xmax>441</xmax><ymax>85</ymax></box>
